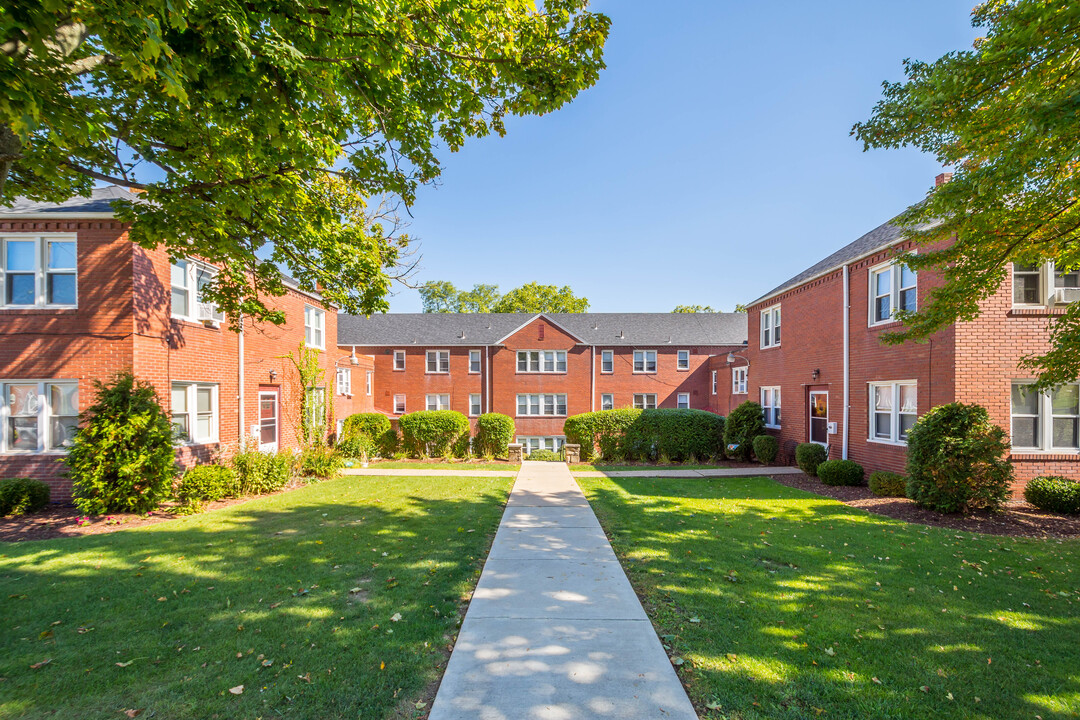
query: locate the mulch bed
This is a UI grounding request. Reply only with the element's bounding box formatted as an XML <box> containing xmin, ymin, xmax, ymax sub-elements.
<box><xmin>770</xmin><ymin>471</ymin><xmax>1080</xmax><ymax>540</ymax></box>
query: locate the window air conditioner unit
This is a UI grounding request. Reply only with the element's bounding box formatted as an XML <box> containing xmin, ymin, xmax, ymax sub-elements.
<box><xmin>198</xmin><ymin>302</ymin><xmax>224</xmax><ymax>326</ymax></box>
<box><xmin>1054</xmin><ymin>288</ymin><xmax>1080</xmax><ymax>305</ymax></box>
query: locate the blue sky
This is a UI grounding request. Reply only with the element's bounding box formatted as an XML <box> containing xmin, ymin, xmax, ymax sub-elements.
<box><xmin>388</xmin><ymin>1</ymin><xmax>978</xmax><ymax>313</ymax></box>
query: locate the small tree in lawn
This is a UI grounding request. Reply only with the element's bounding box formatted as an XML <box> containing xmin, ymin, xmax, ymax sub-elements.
<box><xmin>68</xmin><ymin>370</ymin><xmax>176</xmax><ymax>514</ymax></box>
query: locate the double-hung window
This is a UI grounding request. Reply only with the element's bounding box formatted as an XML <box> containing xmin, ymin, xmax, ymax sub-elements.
<box><xmin>304</xmin><ymin>305</ymin><xmax>325</xmax><ymax>349</ymax></box>
<box><xmin>469</xmin><ymin>350</ymin><xmax>482</xmax><ymax>374</ymax></box>
<box><xmin>426</xmin><ymin>394</ymin><xmax>450</xmax><ymax>411</ymax></box>
<box><xmin>1</xmin><ymin>235</ymin><xmax>77</xmax><ymax>308</ymax></box>
<box><xmin>516</xmin><ymin>393</ymin><xmax>567</xmax><ymax>416</ymax></box>
<box><xmin>336</xmin><ymin>368</ymin><xmax>352</xmax><ymax>396</ymax></box>
<box><xmin>677</xmin><ymin>350</ymin><xmax>690</xmax><ymax>370</ymax></box>
<box><xmin>171</xmin><ymin>259</ymin><xmax>223</xmax><ymax>323</ymax></box>
<box><xmin>1011</xmin><ymin>382</ymin><xmax>1080</xmax><ymax>452</ymax></box>
<box><xmin>469</xmin><ymin>394</ymin><xmax>482</xmax><ymax>416</ymax></box>
<box><xmin>677</xmin><ymin>392</ymin><xmax>690</xmax><ymax>409</ymax></box>
<box><xmin>1</xmin><ymin>380</ymin><xmax>78</xmax><ymax>453</ymax></box>
<box><xmin>633</xmin><ymin>393</ymin><xmax>657</xmax><ymax>409</ymax></box>
<box><xmin>366</xmin><ymin>371</ymin><xmax>373</xmax><ymax>396</ymax></box>
<box><xmin>761</xmin><ymin>305</ymin><xmax>781</xmax><ymax>348</ymax></box>
<box><xmin>393</xmin><ymin>394</ymin><xmax>406</xmax><ymax>414</ymax></box>
<box><xmin>426</xmin><ymin>350</ymin><xmax>450</xmax><ymax>374</ymax></box>
<box><xmin>761</xmin><ymin>386</ymin><xmax>781</xmax><ymax>428</ymax></box>
<box><xmin>633</xmin><ymin>350</ymin><xmax>656</xmax><ymax>373</ymax></box>
<box><xmin>869</xmin><ymin>262</ymin><xmax>917</xmax><ymax>325</ymax></box>
<box><xmin>306</xmin><ymin>387</ymin><xmax>327</xmax><ymax>439</ymax></box>
<box><xmin>171</xmin><ymin>382</ymin><xmax>218</xmax><ymax>444</ymax></box>
<box><xmin>601</xmin><ymin>393</ymin><xmax>614</xmax><ymax>411</ymax></box>
<box><xmin>393</xmin><ymin>350</ymin><xmax>406</xmax><ymax>371</ymax></box>
<box><xmin>732</xmin><ymin>367</ymin><xmax>748</xmax><ymax>394</ymax></box>
<box><xmin>517</xmin><ymin>350</ymin><xmax>567</xmax><ymax>373</ymax></box>
<box><xmin>601</xmin><ymin>350</ymin><xmax>614</xmax><ymax>373</ymax></box>
<box><xmin>711</xmin><ymin>370</ymin><xmax>717</xmax><ymax>395</ymax></box>
<box><xmin>869</xmin><ymin>381</ymin><xmax>917</xmax><ymax>443</ymax></box>
<box><xmin>1012</xmin><ymin>261</ymin><xmax>1080</xmax><ymax>306</ymax></box>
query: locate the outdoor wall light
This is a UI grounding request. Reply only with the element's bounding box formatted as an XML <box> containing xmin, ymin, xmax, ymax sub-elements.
<box><xmin>812</xmin><ymin>368</ymin><xmax>820</xmax><ymax>381</ymax></box>
<box><xmin>727</xmin><ymin>352</ymin><xmax>736</xmax><ymax>363</ymax></box>
<box><xmin>269</xmin><ymin>369</ymin><xmax>278</xmax><ymax>382</ymax></box>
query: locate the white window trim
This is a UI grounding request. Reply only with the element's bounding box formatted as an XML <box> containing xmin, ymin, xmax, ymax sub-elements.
<box><xmin>600</xmin><ymin>393</ymin><xmax>614</xmax><ymax>411</ymax></box>
<box><xmin>517</xmin><ymin>436</ymin><xmax>566</xmax><ymax>453</ymax></box>
<box><xmin>1</xmin><ymin>234</ymin><xmax>79</xmax><ymax>309</ymax></box>
<box><xmin>761</xmin><ymin>386</ymin><xmax>781</xmax><ymax>429</ymax></box>
<box><xmin>632</xmin><ymin>350</ymin><xmax>657</xmax><ymax>374</ymax></box>
<box><xmin>600</xmin><ymin>349</ymin><xmax>614</xmax><ymax>374</ymax></box>
<box><xmin>366</xmin><ymin>371</ymin><xmax>373</xmax><ymax>396</ymax></box>
<box><xmin>732</xmin><ymin>367</ymin><xmax>748</xmax><ymax>394</ymax></box>
<box><xmin>711</xmin><ymin>370</ymin><xmax>717</xmax><ymax>395</ymax></box>
<box><xmin>171</xmin><ymin>258</ymin><xmax>223</xmax><ymax>325</ymax></box>
<box><xmin>868</xmin><ymin>260</ymin><xmax>917</xmax><ymax>327</ymax></box>
<box><xmin>171</xmin><ymin>381</ymin><xmax>219</xmax><ymax>446</ymax></box>
<box><xmin>336</xmin><ymin>368</ymin><xmax>352</xmax><ymax>396</ymax></box>
<box><xmin>469</xmin><ymin>350</ymin><xmax>482</xmax><ymax>374</ymax></box>
<box><xmin>676</xmin><ymin>350</ymin><xmax>690</xmax><ymax>371</ymax></box>
<box><xmin>469</xmin><ymin>393</ymin><xmax>482</xmax><ymax>417</ymax></box>
<box><xmin>760</xmin><ymin>305</ymin><xmax>781</xmax><ymax>349</ymax></box>
<box><xmin>393</xmin><ymin>393</ymin><xmax>406</xmax><ymax>414</ymax></box>
<box><xmin>516</xmin><ymin>349</ymin><xmax>568</xmax><ymax>374</ymax></box>
<box><xmin>1011</xmin><ymin>381</ymin><xmax>1080</xmax><ymax>453</ymax></box>
<box><xmin>868</xmin><ymin>380</ymin><xmax>918</xmax><ymax>446</ymax></box>
<box><xmin>0</xmin><ymin>379</ymin><xmax>79</xmax><ymax>454</ymax></box>
<box><xmin>1011</xmin><ymin>261</ymin><xmax>1080</xmax><ymax>308</ymax></box>
<box><xmin>515</xmin><ymin>393</ymin><xmax>568</xmax><ymax>417</ymax></box>
<box><xmin>633</xmin><ymin>393</ymin><xmax>657</xmax><ymax>410</ymax></box>
<box><xmin>426</xmin><ymin>393</ymin><xmax>451</xmax><ymax>411</ymax></box>
<box><xmin>304</xmin><ymin>304</ymin><xmax>325</xmax><ymax>350</ymax></box>
<box><xmin>393</xmin><ymin>350</ymin><xmax>406</xmax><ymax>371</ymax></box>
<box><xmin>426</xmin><ymin>349</ymin><xmax>450</xmax><ymax>374</ymax></box>
<box><xmin>677</xmin><ymin>392</ymin><xmax>690</xmax><ymax>409</ymax></box>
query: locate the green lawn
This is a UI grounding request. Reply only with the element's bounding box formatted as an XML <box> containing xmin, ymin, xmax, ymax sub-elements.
<box><xmin>0</xmin><ymin>474</ymin><xmax>513</xmax><ymax>719</ymax></box>
<box><xmin>571</xmin><ymin>463</ymin><xmax>727</xmax><ymax>473</ymax></box>
<box><xmin>578</xmin><ymin>475</ymin><xmax>1080</xmax><ymax>720</ymax></box>
<box><xmin>364</xmin><ymin>461</ymin><xmax>520</xmax><ymax>471</ymax></box>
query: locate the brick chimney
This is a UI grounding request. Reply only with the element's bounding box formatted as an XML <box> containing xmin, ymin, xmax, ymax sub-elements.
<box><xmin>935</xmin><ymin>172</ymin><xmax>953</xmax><ymax>187</ymax></box>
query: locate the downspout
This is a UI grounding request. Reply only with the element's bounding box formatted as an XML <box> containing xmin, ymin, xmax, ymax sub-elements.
<box><xmin>238</xmin><ymin>313</ymin><xmax>245</xmax><ymax>445</ymax></box>
<box><xmin>842</xmin><ymin>264</ymin><xmax>850</xmax><ymax>460</ymax></box>
<box><xmin>591</xmin><ymin>345</ymin><xmax>596</xmax><ymax>410</ymax></box>
<box><xmin>485</xmin><ymin>346</ymin><xmax>491</xmax><ymax>413</ymax></box>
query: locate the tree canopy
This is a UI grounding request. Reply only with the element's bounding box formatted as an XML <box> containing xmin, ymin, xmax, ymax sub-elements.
<box><xmin>672</xmin><ymin>304</ymin><xmax>716</xmax><ymax>313</ymax></box>
<box><xmin>1</xmin><ymin>1</ymin><xmax>609</xmax><ymax>324</ymax></box>
<box><xmin>852</xmin><ymin>0</ymin><xmax>1080</xmax><ymax>388</ymax></box>
<box><xmin>419</xmin><ymin>280</ymin><xmax>588</xmax><ymax>313</ymax></box>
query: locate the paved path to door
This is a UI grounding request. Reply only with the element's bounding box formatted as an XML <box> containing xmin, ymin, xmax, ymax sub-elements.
<box><xmin>428</xmin><ymin>461</ymin><xmax>698</xmax><ymax>720</ymax></box>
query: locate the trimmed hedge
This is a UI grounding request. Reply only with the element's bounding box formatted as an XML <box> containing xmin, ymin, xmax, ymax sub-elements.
<box><xmin>176</xmin><ymin>465</ymin><xmax>240</xmax><ymax>506</ymax></box>
<box><xmin>795</xmin><ymin>443</ymin><xmax>827</xmax><ymax>476</ymax></box>
<box><xmin>233</xmin><ymin>446</ymin><xmax>296</xmax><ymax>495</ymax></box>
<box><xmin>341</xmin><ymin>413</ymin><xmax>396</xmax><ymax>457</ymax></box>
<box><xmin>0</xmin><ymin>477</ymin><xmax>50</xmax><ymax>516</ymax></box>
<box><xmin>564</xmin><ymin>409</ymin><xmax>642</xmax><ymax>461</ymax></box>
<box><xmin>906</xmin><ymin>403</ymin><xmax>1012</xmax><ymax>513</ymax></box>
<box><xmin>818</xmin><ymin>459</ymin><xmax>865</xmax><ymax>486</ymax></box>
<box><xmin>398</xmin><ymin>410</ymin><xmax>470</xmax><ymax>458</ymax></box>
<box><xmin>724</xmin><ymin>401</ymin><xmax>766</xmax><ymax>460</ymax></box>
<box><xmin>622</xmin><ymin>409</ymin><xmax>725</xmax><ymax>462</ymax></box>
<box><xmin>527</xmin><ymin>448</ymin><xmax>563</xmax><ymax>462</ymax></box>
<box><xmin>475</xmin><ymin>413</ymin><xmax>515</xmax><ymax>458</ymax></box>
<box><xmin>752</xmin><ymin>435</ymin><xmax>779</xmax><ymax>465</ymax></box>
<box><xmin>1023</xmin><ymin>476</ymin><xmax>1080</xmax><ymax>515</ymax></box>
<box><xmin>869</xmin><ymin>471</ymin><xmax>907</xmax><ymax>497</ymax></box>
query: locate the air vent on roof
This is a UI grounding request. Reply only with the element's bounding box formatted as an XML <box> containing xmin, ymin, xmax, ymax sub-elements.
<box><xmin>619</xmin><ymin>330</ymin><xmax>625</xmax><ymax>339</ymax></box>
<box><xmin>458</xmin><ymin>331</ymin><xmax>465</xmax><ymax>339</ymax></box>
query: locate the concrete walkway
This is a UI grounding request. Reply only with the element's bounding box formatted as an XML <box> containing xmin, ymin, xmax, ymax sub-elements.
<box><xmin>340</xmin><ymin>468</ymin><xmax>518</xmax><ymax>477</ymax></box>
<box><xmin>429</xmin><ymin>461</ymin><xmax>698</xmax><ymax>720</ymax></box>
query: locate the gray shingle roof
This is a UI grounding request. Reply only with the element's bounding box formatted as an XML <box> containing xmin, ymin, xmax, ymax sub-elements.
<box><xmin>749</xmin><ymin>213</ymin><xmax>937</xmax><ymax>306</ymax></box>
<box><xmin>0</xmin><ymin>185</ymin><xmax>144</xmax><ymax>214</ymax></box>
<box><xmin>337</xmin><ymin>312</ymin><xmax>748</xmax><ymax>347</ymax></box>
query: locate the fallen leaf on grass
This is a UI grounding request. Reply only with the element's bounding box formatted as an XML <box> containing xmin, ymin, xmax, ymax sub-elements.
<box><xmin>123</xmin><ymin>710</ymin><xmax>143</xmax><ymax>718</ymax></box>
<box><xmin>30</xmin><ymin>659</ymin><xmax>50</xmax><ymax>669</ymax></box>
<box><xmin>390</xmin><ymin>613</ymin><xmax>402</xmax><ymax>622</ymax></box>
<box><xmin>415</xmin><ymin>701</ymin><xmax>427</xmax><ymax>710</ymax></box>
<box><xmin>824</xmin><ymin>647</ymin><xmax>836</xmax><ymax>657</ymax></box>
<box><xmin>115</xmin><ymin>661</ymin><xmax>134</xmax><ymax>668</ymax></box>
<box><xmin>229</xmin><ymin>685</ymin><xmax>244</xmax><ymax>695</ymax></box>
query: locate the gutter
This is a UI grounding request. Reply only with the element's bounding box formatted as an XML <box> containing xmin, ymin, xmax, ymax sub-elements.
<box><xmin>239</xmin><ymin>313</ymin><xmax>246</xmax><ymax>444</ymax></box>
<box><xmin>842</xmin><ymin>264</ymin><xmax>850</xmax><ymax>460</ymax></box>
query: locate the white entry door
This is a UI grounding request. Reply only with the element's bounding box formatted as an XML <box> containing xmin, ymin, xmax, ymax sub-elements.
<box><xmin>259</xmin><ymin>390</ymin><xmax>279</xmax><ymax>451</ymax></box>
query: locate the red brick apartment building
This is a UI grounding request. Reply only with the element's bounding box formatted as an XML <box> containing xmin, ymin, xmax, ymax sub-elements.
<box><xmin>336</xmin><ymin>312</ymin><xmax>747</xmax><ymax>453</ymax></box>
<box><xmin>744</xmin><ymin>176</ymin><xmax>1079</xmax><ymax>490</ymax></box>
<box><xmin>0</xmin><ymin>187</ymin><xmax>372</xmax><ymax>498</ymax></box>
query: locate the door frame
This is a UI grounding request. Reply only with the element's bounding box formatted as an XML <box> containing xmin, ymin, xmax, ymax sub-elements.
<box><xmin>809</xmin><ymin>390</ymin><xmax>829</xmax><ymax>446</ymax></box>
<box><xmin>258</xmin><ymin>388</ymin><xmax>279</xmax><ymax>452</ymax></box>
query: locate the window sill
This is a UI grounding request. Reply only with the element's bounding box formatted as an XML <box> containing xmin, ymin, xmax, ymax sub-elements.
<box><xmin>867</xmin><ymin>438</ymin><xmax>908</xmax><ymax>448</ymax></box>
<box><xmin>764</xmin><ymin>424</ymin><xmax>781</xmax><ymax>430</ymax></box>
<box><xmin>516</xmin><ymin>415</ymin><xmax>567</xmax><ymax>419</ymax></box>
<box><xmin>868</xmin><ymin>320</ymin><xmax>903</xmax><ymax>331</ymax></box>
<box><xmin>0</xmin><ymin>450</ymin><xmax>70</xmax><ymax>456</ymax></box>
<box><xmin>1007</xmin><ymin>307</ymin><xmax>1069</xmax><ymax>318</ymax></box>
<box><xmin>515</xmin><ymin>372</ymin><xmax>568</xmax><ymax>375</ymax></box>
<box><xmin>175</xmin><ymin>440</ymin><xmax>220</xmax><ymax>448</ymax></box>
<box><xmin>424</xmin><ymin>371</ymin><xmax>450</xmax><ymax>375</ymax></box>
<box><xmin>1010</xmin><ymin>451</ymin><xmax>1080</xmax><ymax>460</ymax></box>
<box><xmin>760</xmin><ymin>344</ymin><xmax>781</xmax><ymax>351</ymax></box>
<box><xmin>632</xmin><ymin>371</ymin><xmax>657</xmax><ymax>375</ymax></box>
<box><xmin>0</xmin><ymin>306</ymin><xmax>78</xmax><ymax>313</ymax></box>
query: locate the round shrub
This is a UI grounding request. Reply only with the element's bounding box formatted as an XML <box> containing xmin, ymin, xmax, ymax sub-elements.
<box><xmin>752</xmin><ymin>435</ymin><xmax>779</xmax><ymax>465</ymax></box>
<box><xmin>1023</xmin><ymin>476</ymin><xmax>1080</xmax><ymax>515</ymax></box>
<box><xmin>527</xmin><ymin>448</ymin><xmax>563</xmax><ymax>462</ymax></box>
<box><xmin>817</xmin><ymin>459</ymin><xmax>865</xmax><ymax>486</ymax></box>
<box><xmin>795</xmin><ymin>442</ymin><xmax>827</xmax><ymax>476</ymax></box>
<box><xmin>68</xmin><ymin>370</ymin><xmax>177</xmax><ymax>515</ymax></box>
<box><xmin>233</xmin><ymin>445</ymin><xmax>296</xmax><ymax>495</ymax></box>
<box><xmin>176</xmin><ymin>465</ymin><xmax>239</xmax><ymax>506</ymax></box>
<box><xmin>564</xmin><ymin>409</ymin><xmax>641</xmax><ymax>461</ymax></box>
<box><xmin>342</xmin><ymin>413</ymin><xmax>391</xmax><ymax>442</ymax></box>
<box><xmin>398</xmin><ymin>410</ymin><xmax>470</xmax><ymax>458</ymax></box>
<box><xmin>622</xmin><ymin>409</ymin><xmax>725</xmax><ymax>462</ymax></box>
<box><xmin>905</xmin><ymin>402</ymin><xmax>1012</xmax><ymax>513</ymax></box>
<box><xmin>869</xmin><ymin>471</ymin><xmax>907</xmax><ymax>497</ymax></box>
<box><xmin>299</xmin><ymin>446</ymin><xmax>344</xmax><ymax>480</ymax></box>
<box><xmin>0</xmin><ymin>477</ymin><xmax>50</xmax><ymax>516</ymax></box>
<box><xmin>475</xmin><ymin>413</ymin><xmax>515</xmax><ymax>458</ymax></box>
<box><xmin>723</xmin><ymin>401</ymin><xmax>766</xmax><ymax>461</ymax></box>
<box><xmin>337</xmin><ymin>433</ymin><xmax>375</xmax><ymax>460</ymax></box>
